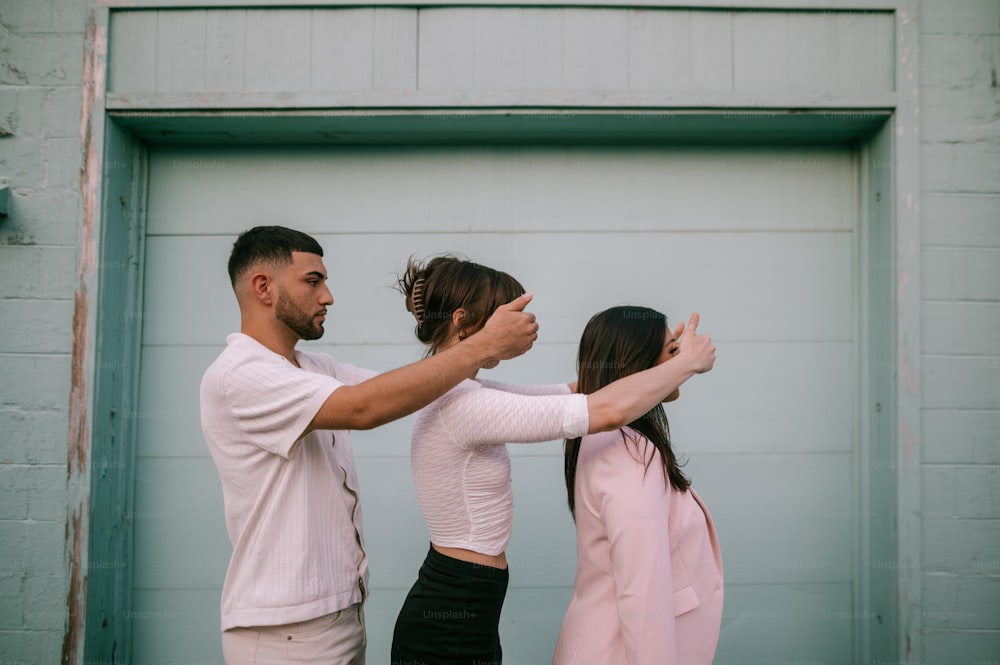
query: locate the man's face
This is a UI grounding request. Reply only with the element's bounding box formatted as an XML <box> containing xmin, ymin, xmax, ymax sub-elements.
<box><xmin>275</xmin><ymin>251</ymin><xmax>333</xmax><ymax>341</ymax></box>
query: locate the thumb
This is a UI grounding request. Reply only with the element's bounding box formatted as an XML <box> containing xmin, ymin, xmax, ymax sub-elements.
<box><xmin>685</xmin><ymin>312</ymin><xmax>700</xmax><ymax>337</ymax></box>
<box><xmin>502</xmin><ymin>292</ymin><xmax>533</xmax><ymax>312</ymax></box>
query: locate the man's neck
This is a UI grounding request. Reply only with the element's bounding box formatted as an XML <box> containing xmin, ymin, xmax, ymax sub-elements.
<box><xmin>241</xmin><ymin>324</ymin><xmax>299</xmax><ymax>366</ymax></box>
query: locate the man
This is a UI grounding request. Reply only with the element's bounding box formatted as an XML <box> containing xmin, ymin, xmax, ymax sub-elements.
<box><xmin>200</xmin><ymin>226</ymin><xmax>538</xmax><ymax>664</ymax></box>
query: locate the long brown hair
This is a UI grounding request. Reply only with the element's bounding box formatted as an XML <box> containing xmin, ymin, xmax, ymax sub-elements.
<box><xmin>564</xmin><ymin>305</ymin><xmax>690</xmax><ymax>517</ymax></box>
<box><xmin>397</xmin><ymin>255</ymin><xmax>525</xmax><ymax>356</ymax></box>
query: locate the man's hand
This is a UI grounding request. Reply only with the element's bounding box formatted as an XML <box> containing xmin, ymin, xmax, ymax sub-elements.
<box><xmin>676</xmin><ymin>313</ymin><xmax>716</xmax><ymax>374</ymax></box>
<box><xmin>471</xmin><ymin>293</ymin><xmax>539</xmax><ymax>363</ymax></box>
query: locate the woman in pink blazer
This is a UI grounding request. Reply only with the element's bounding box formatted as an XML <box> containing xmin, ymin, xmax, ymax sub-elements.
<box><xmin>554</xmin><ymin>306</ymin><xmax>724</xmax><ymax>665</ymax></box>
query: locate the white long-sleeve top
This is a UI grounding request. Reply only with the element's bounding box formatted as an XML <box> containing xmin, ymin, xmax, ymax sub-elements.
<box><xmin>411</xmin><ymin>379</ymin><xmax>590</xmax><ymax>556</ymax></box>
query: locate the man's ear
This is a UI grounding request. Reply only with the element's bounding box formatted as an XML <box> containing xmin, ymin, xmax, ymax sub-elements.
<box><xmin>249</xmin><ymin>272</ymin><xmax>273</xmax><ymax>306</ymax></box>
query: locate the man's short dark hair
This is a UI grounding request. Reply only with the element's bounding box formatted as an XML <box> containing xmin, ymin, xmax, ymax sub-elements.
<box><xmin>227</xmin><ymin>226</ymin><xmax>324</xmax><ymax>286</ymax></box>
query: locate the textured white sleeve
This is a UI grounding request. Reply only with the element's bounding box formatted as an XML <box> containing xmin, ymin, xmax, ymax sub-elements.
<box><xmin>477</xmin><ymin>379</ymin><xmax>572</xmax><ymax>396</ymax></box>
<box><xmin>435</xmin><ymin>387</ymin><xmax>589</xmax><ymax>447</ymax></box>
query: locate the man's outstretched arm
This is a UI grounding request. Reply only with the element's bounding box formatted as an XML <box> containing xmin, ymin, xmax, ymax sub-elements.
<box><xmin>307</xmin><ymin>293</ymin><xmax>538</xmax><ymax>433</ymax></box>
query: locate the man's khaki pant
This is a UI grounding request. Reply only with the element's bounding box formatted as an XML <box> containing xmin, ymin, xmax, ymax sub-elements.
<box><xmin>222</xmin><ymin>602</ymin><xmax>365</xmax><ymax>665</ymax></box>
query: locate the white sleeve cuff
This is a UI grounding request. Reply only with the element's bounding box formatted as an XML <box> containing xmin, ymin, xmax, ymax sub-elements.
<box><xmin>563</xmin><ymin>393</ymin><xmax>590</xmax><ymax>438</ymax></box>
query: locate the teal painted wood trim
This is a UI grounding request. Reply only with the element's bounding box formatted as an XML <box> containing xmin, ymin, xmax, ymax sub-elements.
<box><xmin>98</xmin><ymin>0</ymin><xmax>902</xmax><ymax>9</ymax></box>
<box><xmin>82</xmin><ymin>119</ymin><xmax>147</xmax><ymax>665</ymax></box>
<box><xmin>105</xmin><ymin>92</ymin><xmax>899</xmax><ymax>111</ymax></box>
<box><xmin>893</xmin><ymin>2</ymin><xmax>922</xmax><ymax>660</ymax></box>
<box><xmin>106</xmin><ymin>109</ymin><xmax>892</xmax><ymax>146</ymax></box>
<box><xmin>858</xmin><ymin>119</ymin><xmax>898</xmax><ymax>663</ymax></box>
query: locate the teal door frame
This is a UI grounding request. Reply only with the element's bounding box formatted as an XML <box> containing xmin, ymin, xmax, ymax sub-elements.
<box><xmin>76</xmin><ymin>108</ymin><xmax>902</xmax><ymax>665</ymax></box>
<box><xmin>69</xmin><ymin>5</ymin><xmax>921</xmax><ymax>664</ymax></box>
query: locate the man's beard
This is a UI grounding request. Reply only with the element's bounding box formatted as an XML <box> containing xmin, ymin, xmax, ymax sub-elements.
<box><xmin>276</xmin><ymin>291</ymin><xmax>324</xmax><ymax>341</ymax></box>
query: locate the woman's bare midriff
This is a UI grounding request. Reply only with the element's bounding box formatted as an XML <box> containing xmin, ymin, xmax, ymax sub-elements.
<box><xmin>432</xmin><ymin>544</ymin><xmax>508</xmax><ymax>570</ymax></box>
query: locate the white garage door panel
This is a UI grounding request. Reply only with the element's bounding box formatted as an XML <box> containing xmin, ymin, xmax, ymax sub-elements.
<box><xmin>136</xmin><ymin>142</ymin><xmax>861</xmax><ymax>664</ymax></box>
<box><xmin>350</xmin><ymin>456</ymin><xmax>431</xmax><ymax>588</ymax></box>
<box><xmin>132</xmin><ymin>458</ymin><xmax>228</xmax><ymax>590</ymax></box>
<box><xmin>499</xmin><ymin>588</ymin><xmax>577</xmax><ymax>665</ymax></box>
<box><xmin>716</xmin><ymin>583</ymin><xmax>854</xmax><ymax>664</ymax></box>
<box><xmin>694</xmin><ymin>452</ymin><xmax>854</xmax><ymax>584</ymax></box>
<box><xmin>361</xmin><ymin>587</ymin><xmax>410</xmax><ymax>665</ymax></box>
<box><xmin>140</xmin><ymin>235</ymin><xmax>238</xmax><ymax>346</ymax></box>
<box><xmin>135</xmin><ymin>347</ymin><xmax>220</xmax><ymax>458</ymax></box>
<box><xmin>149</xmin><ymin>146</ymin><xmax>854</xmax><ymax>236</ymax></box>
<box><xmin>670</xmin><ymin>341</ymin><xmax>856</xmax><ymax>454</ymax></box>
<box><xmin>130</xmin><ymin>589</ymin><xmax>222</xmax><ymax>665</ymax></box>
<box><xmin>143</xmin><ymin>232</ymin><xmax>853</xmax><ymax>346</ymax></box>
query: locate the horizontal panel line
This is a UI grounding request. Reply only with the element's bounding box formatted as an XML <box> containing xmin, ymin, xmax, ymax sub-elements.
<box><xmin>339</xmin><ymin>580</ymin><xmax>855</xmax><ymax>592</ymax></box>
<box><xmin>107</xmin><ymin>91</ymin><xmax>897</xmax><ymax>109</ymax></box>
<box><xmin>922</xmin><ymin>353</ymin><xmax>1000</xmax><ymax>359</ymax></box>
<box><xmin>0</xmin><ymin>297</ymin><xmax>74</xmax><ymax>303</ymax></box>
<box><xmin>145</xmin><ymin>229</ymin><xmax>856</xmax><ymax>238</ymax></box>
<box><xmin>922</xmin><ymin>299</ymin><xmax>1000</xmax><ymax>304</ymax></box>
<box><xmin>139</xmin><ymin>451</ymin><xmax>858</xmax><ymax>461</ymax></box>
<box><xmin>923</xmin><ymin>189</ymin><xmax>1000</xmax><ymax>196</ymax></box>
<box><xmin>922</xmin><ymin>408</ymin><xmax>1000</xmax><ymax>413</ymax></box>
<box><xmin>920</xmin><ymin>629</ymin><xmax>1000</xmax><ymax>635</ymax></box>
<box><xmin>922</xmin><ymin>246</ymin><xmax>1000</xmax><ymax>252</ymax></box>
<box><xmin>130</xmin><ymin>580</ymin><xmax>857</xmax><ymax>593</ymax></box>
<box><xmin>140</xmin><ymin>339</ymin><xmax>857</xmax><ymax>349</ymax></box>
<box><xmin>101</xmin><ymin>0</ymin><xmax>900</xmax><ymax>9</ymax></box>
<box><xmin>0</xmin><ymin>352</ymin><xmax>72</xmax><ymax>357</ymax></box>
<box><xmin>922</xmin><ymin>245</ymin><xmax>1000</xmax><ymax>250</ymax></box>
<box><xmin>0</xmin><ymin>463</ymin><xmax>66</xmax><ymax>469</ymax></box>
<box><xmin>924</xmin><ymin>192</ymin><xmax>1000</xmax><ymax>199</ymax></box>
<box><xmin>0</xmin><ymin>244</ymin><xmax>78</xmax><ymax>250</ymax></box>
<box><xmin>921</xmin><ymin>246</ymin><xmax>1000</xmax><ymax>251</ymax></box>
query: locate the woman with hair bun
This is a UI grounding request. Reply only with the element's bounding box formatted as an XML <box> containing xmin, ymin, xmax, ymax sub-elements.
<box><xmin>390</xmin><ymin>257</ymin><xmax>716</xmax><ymax>665</ymax></box>
<box><xmin>554</xmin><ymin>306</ymin><xmax>724</xmax><ymax>665</ymax></box>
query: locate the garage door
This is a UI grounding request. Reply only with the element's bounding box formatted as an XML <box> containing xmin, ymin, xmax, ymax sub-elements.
<box><xmin>131</xmin><ymin>143</ymin><xmax>860</xmax><ymax>664</ymax></box>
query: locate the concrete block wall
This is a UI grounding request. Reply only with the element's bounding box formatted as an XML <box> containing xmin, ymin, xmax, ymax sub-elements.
<box><xmin>0</xmin><ymin>0</ymin><xmax>85</xmax><ymax>662</ymax></box>
<box><xmin>918</xmin><ymin>0</ymin><xmax>1000</xmax><ymax>662</ymax></box>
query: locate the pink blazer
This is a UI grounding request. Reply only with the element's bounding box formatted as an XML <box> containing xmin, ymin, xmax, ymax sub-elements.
<box><xmin>553</xmin><ymin>428</ymin><xmax>724</xmax><ymax>665</ymax></box>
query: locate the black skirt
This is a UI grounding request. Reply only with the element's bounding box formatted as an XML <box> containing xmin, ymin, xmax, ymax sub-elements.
<box><xmin>391</xmin><ymin>545</ymin><xmax>510</xmax><ymax>665</ymax></box>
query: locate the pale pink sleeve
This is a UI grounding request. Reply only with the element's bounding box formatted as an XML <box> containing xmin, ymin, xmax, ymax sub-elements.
<box><xmin>595</xmin><ymin>439</ymin><xmax>677</xmax><ymax>665</ymax></box>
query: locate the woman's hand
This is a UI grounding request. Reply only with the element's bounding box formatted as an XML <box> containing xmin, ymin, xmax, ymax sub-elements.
<box><xmin>676</xmin><ymin>313</ymin><xmax>716</xmax><ymax>374</ymax></box>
